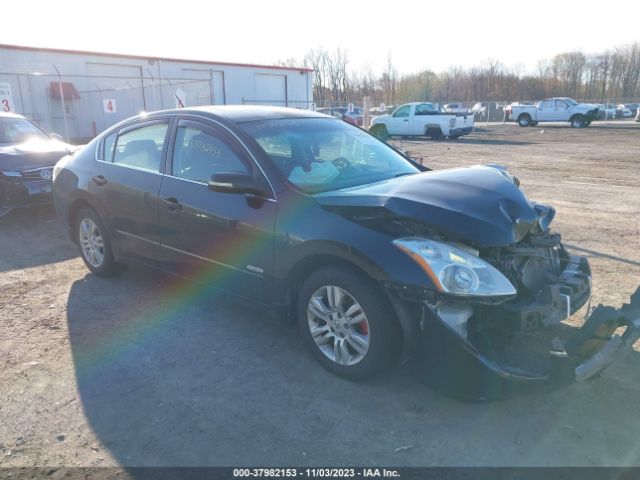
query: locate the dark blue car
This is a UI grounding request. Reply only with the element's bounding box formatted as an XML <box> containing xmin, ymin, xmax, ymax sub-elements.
<box><xmin>53</xmin><ymin>106</ymin><xmax>640</xmax><ymax>400</ymax></box>
<box><xmin>0</xmin><ymin>112</ymin><xmax>73</xmax><ymax>217</ymax></box>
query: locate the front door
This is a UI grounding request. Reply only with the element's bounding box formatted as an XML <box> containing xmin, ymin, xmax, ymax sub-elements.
<box><xmin>158</xmin><ymin>118</ymin><xmax>276</xmax><ymax>301</ymax></box>
<box><xmin>553</xmin><ymin>99</ymin><xmax>571</xmax><ymax>121</ymax></box>
<box><xmin>386</xmin><ymin>105</ymin><xmax>411</xmax><ymax>135</ymax></box>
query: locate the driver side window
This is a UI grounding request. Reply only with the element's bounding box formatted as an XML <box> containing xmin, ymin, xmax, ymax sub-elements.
<box><xmin>555</xmin><ymin>100</ymin><xmax>567</xmax><ymax>108</ymax></box>
<box><xmin>393</xmin><ymin>105</ymin><xmax>411</xmax><ymax>118</ymax></box>
<box><xmin>172</xmin><ymin>125</ymin><xmax>248</xmax><ymax>183</ymax></box>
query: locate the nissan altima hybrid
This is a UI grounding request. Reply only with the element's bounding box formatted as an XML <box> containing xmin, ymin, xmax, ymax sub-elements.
<box><xmin>53</xmin><ymin>106</ymin><xmax>639</xmax><ymax>400</ymax></box>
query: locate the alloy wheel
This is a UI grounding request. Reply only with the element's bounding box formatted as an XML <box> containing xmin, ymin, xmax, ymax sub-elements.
<box><xmin>79</xmin><ymin>218</ymin><xmax>105</xmax><ymax>268</ymax></box>
<box><xmin>307</xmin><ymin>285</ymin><xmax>370</xmax><ymax>366</ymax></box>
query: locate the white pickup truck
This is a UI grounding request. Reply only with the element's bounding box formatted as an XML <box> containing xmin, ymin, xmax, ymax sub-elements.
<box><xmin>369</xmin><ymin>102</ymin><xmax>474</xmax><ymax>140</ymax></box>
<box><xmin>509</xmin><ymin>97</ymin><xmax>600</xmax><ymax>128</ymax></box>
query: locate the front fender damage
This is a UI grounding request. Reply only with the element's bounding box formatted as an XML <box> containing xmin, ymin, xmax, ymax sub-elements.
<box><xmin>410</xmin><ymin>287</ymin><xmax>640</xmax><ymax>401</ymax></box>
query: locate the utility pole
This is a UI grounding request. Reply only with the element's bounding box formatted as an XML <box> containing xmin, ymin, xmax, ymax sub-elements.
<box><xmin>53</xmin><ymin>65</ymin><xmax>70</xmax><ymax>142</ymax></box>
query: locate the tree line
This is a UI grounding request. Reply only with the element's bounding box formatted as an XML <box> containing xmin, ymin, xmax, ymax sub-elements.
<box><xmin>288</xmin><ymin>42</ymin><xmax>640</xmax><ymax>105</ymax></box>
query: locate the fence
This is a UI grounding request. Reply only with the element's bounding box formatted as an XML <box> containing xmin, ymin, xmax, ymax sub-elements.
<box><xmin>0</xmin><ymin>69</ymin><xmax>218</xmax><ymax>143</ymax></box>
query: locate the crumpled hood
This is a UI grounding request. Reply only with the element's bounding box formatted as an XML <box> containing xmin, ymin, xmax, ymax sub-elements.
<box><xmin>0</xmin><ymin>140</ymin><xmax>71</xmax><ymax>172</ymax></box>
<box><xmin>315</xmin><ymin>165</ymin><xmax>545</xmax><ymax>247</ymax></box>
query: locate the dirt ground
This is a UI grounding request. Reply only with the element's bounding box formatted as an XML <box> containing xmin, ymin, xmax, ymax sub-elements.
<box><xmin>1</xmin><ymin>121</ymin><xmax>639</xmax><ymax>469</ymax></box>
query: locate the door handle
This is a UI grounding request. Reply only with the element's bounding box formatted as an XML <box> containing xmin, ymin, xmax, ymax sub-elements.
<box><xmin>403</xmin><ymin>119</ymin><xmax>409</xmax><ymax>122</ymax></box>
<box><xmin>91</xmin><ymin>175</ymin><xmax>107</xmax><ymax>186</ymax></box>
<box><xmin>161</xmin><ymin>197</ymin><xmax>182</xmax><ymax>211</ymax></box>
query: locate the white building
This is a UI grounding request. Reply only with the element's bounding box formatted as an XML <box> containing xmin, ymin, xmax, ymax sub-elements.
<box><xmin>0</xmin><ymin>44</ymin><xmax>313</xmax><ymax>142</ymax></box>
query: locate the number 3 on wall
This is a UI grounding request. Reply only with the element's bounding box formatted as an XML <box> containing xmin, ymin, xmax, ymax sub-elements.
<box><xmin>1</xmin><ymin>99</ymin><xmax>10</xmax><ymax>112</ymax></box>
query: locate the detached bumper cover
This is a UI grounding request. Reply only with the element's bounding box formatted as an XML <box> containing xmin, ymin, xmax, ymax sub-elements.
<box><xmin>449</xmin><ymin>126</ymin><xmax>473</xmax><ymax>136</ymax></box>
<box><xmin>414</xmin><ymin>287</ymin><xmax>640</xmax><ymax>400</ymax></box>
<box><xmin>0</xmin><ymin>178</ymin><xmax>53</xmax><ymax>211</ymax></box>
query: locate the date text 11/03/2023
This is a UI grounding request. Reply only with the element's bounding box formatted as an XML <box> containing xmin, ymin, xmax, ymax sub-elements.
<box><xmin>233</xmin><ymin>468</ymin><xmax>401</xmax><ymax>478</ymax></box>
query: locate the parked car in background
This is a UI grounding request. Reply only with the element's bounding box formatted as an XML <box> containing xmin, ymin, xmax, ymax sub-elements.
<box><xmin>53</xmin><ymin>105</ymin><xmax>640</xmax><ymax>400</ymax></box>
<box><xmin>616</xmin><ymin>104</ymin><xmax>633</xmax><ymax>118</ymax></box>
<box><xmin>442</xmin><ymin>103</ymin><xmax>468</xmax><ymax>114</ymax></box>
<box><xmin>342</xmin><ymin>107</ymin><xmax>364</xmax><ymax>127</ymax></box>
<box><xmin>370</xmin><ymin>102</ymin><xmax>474</xmax><ymax>140</ymax></box>
<box><xmin>316</xmin><ymin>107</ymin><xmax>364</xmax><ymax>127</ymax></box>
<box><xmin>369</xmin><ymin>105</ymin><xmax>395</xmax><ymax>116</ymax></box>
<box><xmin>471</xmin><ymin>102</ymin><xmax>487</xmax><ymax>121</ymax></box>
<box><xmin>509</xmin><ymin>97</ymin><xmax>599</xmax><ymax>128</ymax></box>
<box><xmin>596</xmin><ymin>104</ymin><xmax>617</xmax><ymax>120</ymax></box>
<box><xmin>0</xmin><ymin>112</ymin><xmax>75</xmax><ymax>218</ymax></box>
<box><xmin>624</xmin><ymin>103</ymin><xmax>639</xmax><ymax>117</ymax></box>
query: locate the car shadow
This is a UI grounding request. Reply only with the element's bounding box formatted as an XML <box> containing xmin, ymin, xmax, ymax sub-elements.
<box><xmin>0</xmin><ymin>205</ymin><xmax>77</xmax><ymax>273</ymax></box>
<box><xmin>66</xmin><ymin>269</ymin><xmax>640</xmax><ymax>468</ymax></box>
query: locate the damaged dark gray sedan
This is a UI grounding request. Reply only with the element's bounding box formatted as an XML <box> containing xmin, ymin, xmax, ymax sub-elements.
<box><xmin>53</xmin><ymin>106</ymin><xmax>640</xmax><ymax>400</ymax></box>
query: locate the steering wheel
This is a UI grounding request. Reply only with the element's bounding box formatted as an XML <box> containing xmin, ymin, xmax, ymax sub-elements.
<box><xmin>332</xmin><ymin>157</ymin><xmax>352</xmax><ymax>169</ymax></box>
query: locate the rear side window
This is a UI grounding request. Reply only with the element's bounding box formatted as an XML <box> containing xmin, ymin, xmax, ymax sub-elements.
<box><xmin>172</xmin><ymin>125</ymin><xmax>248</xmax><ymax>183</ymax></box>
<box><xmin>113</xmin><ymin>123</ymin><xmax>168</xmax><ymax>172</ymax></box>
<box><xmin>540</xmin><ymin>100</ymin><xmax>553</xmax><ymax>108</ymax></box>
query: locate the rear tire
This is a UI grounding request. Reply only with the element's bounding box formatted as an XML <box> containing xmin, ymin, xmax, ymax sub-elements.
<box><xmin>75</xmin><ymin>207</ymin><xmax>122</xmax><ymax>277</ymax></box>
<box><xmin>530</xmin><ymin>121</ymin><xmax>539</xmax><ymax>127</ymax></box>
<box><xmin>517</xmin><ymin>114</ymin><xmax>532</xmax><ymax>127</ymax></box>
<box><xmin>297</xmin><ymin>266</ymin><xmax>398</xmax><ymax>380</ymax></box>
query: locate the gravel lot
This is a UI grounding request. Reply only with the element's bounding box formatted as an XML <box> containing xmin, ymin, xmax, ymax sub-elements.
<box><xmin>1</xmin><ymin>121</ymin><xmax>639</xmax><ymax>468</ymax></box>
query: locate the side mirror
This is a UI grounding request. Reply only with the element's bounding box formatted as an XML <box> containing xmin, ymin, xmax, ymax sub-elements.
<box><xmin>208</xmin><ymin>172</ymin><xmax>269</xmax><ymax>197</ymax></box>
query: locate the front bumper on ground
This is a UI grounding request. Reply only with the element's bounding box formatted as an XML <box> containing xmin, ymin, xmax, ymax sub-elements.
<box><xmin>0</xmin><ymin>178</ymin><xmax>53</xmax><ymax>217</ymax></box>
<box><xmin>391</xmin><ymin>255</ymin><xmax>640</xmax><ymax>401</ymax></box>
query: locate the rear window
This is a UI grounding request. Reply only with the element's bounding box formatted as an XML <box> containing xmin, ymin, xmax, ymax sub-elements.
<box><xmin>112</xmin><ymin>123</ymin><xmax>168</xmax><ymax>172</ymax></box>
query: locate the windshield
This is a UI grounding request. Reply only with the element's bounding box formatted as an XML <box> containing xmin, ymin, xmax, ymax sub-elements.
<box><xmin>0</xmin><ymin>117</ymin><xmax>50</xmax><ymax>144</ymax></box>
<box><xmin>239</xmin><ymin>117</ymin><xmax>419</xmax><ymax>194</ymax></box>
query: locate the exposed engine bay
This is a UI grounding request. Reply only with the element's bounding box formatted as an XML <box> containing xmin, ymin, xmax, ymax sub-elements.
<box><xmin>317</xmin><ymin>164</ymin><xmax>640</xmax><ymax>399</ymax></box>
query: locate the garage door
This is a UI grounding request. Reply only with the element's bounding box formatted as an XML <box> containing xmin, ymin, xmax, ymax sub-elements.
<box><xmin>254</xmin><ymin>74</ymin><xmax>286</xmax><ymax>106</ymax></box>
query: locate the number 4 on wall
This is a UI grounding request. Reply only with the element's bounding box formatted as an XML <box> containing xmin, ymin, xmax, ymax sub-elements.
<box><xmin>103</xmin><ymin>99</ymin><xmax>117</xmax><ymax>113</ymax></box>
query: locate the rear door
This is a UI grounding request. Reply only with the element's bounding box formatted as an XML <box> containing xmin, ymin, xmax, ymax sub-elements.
<box><xmin>386</xmin><ymin>105</ymin><xmax>411</xmax><ymax>135</ymax></box>
<box><xmin>157</xmin><ymin>118</ymin><xmax>276</xmax><ymax>301</ymax></box>
<box><xmin>91</xmin><ymin>119</ymin><xmax>170</xmax><ymax>263</ymax></box>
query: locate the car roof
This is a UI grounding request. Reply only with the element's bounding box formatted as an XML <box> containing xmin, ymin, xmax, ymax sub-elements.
<box><xmin>148</xmin><ymin>105</ymin><xmax>328</xmax><ymax>124</ymax></box>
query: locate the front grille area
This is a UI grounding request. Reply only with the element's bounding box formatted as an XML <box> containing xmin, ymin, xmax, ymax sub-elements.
<box><xmin>21</xmin><ymin>168</ymin><xmax>53</xmax><ymax>181</ymax></box>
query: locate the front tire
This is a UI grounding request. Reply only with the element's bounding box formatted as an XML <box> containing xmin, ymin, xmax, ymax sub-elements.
<box><xmin>517</xmin><ymin>113</ymin><xmax>532</xmax><ymax>127</ymax></box>
<box><xmin>571</xmin><ymin>114</ymin><xmax>586</xmax><ymax>128</ymax></box>
<box><xmin>370</xmin><ymin>124</ymin><xmax>389</xmax><ymax>141</ymax></box>
<box><xmin>76</xmin><ymin>207</ymin><xmax>122</xmax><ymax>276</ymax></box>
<box><xmin>297</xmin><ymin>266</ymin><xmax>398</xmax><ymax>380</ymax></box>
